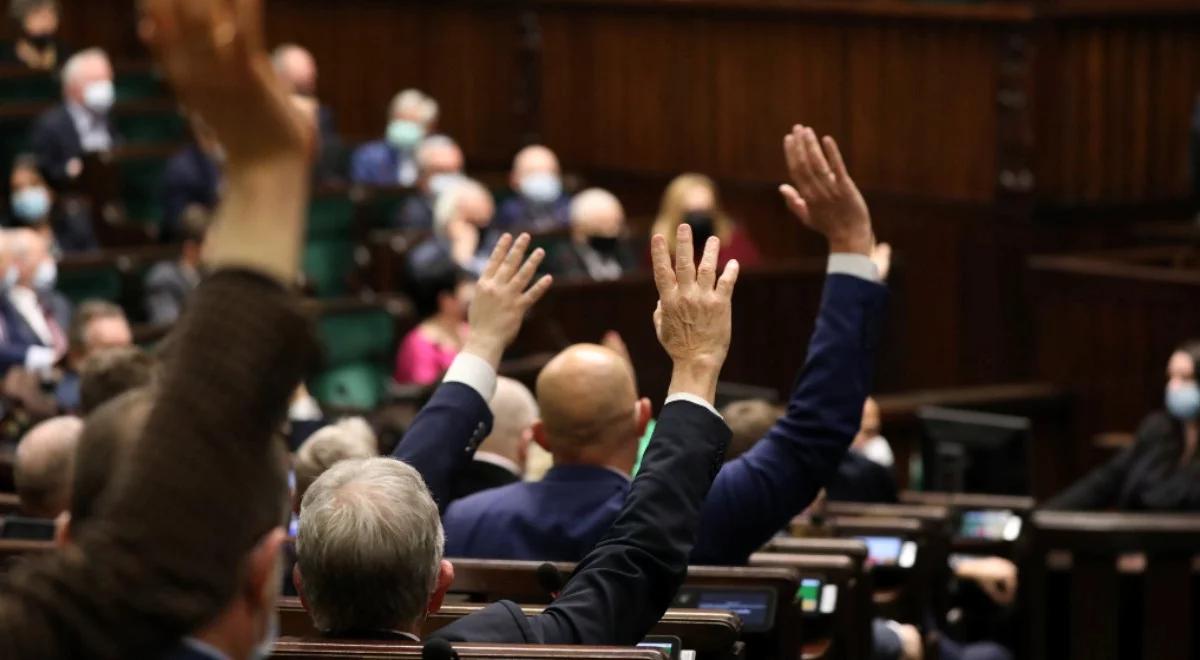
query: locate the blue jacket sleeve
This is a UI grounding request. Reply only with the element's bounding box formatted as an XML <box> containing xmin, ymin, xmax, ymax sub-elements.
<box><xmin>691</xmin><ymin>273</ymin><xmax>889</xmax><ymax>565</ymax></box>
<box><xmin>391</xmin><ymin>382</ymin><xmax>493</xmax><ymax>512</ymax></box>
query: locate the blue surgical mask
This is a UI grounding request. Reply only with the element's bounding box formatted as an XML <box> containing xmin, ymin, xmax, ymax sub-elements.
<box><xmin>32</xmin><ymin>259</ymin><xmax>57</xmax><ymax>293</ymax></box>
<box><xmin>387</xmin><ymin>120</ymin><xmax>425</xmax><ymax>150</ymax></box>
<box><xmin>11</xmin><ymin>187</ymin><xmax>51</xmax><ymax>222</ymax></box>
<box><xmin>519</xmin><ymin>172</ymin><xmax>562</xmax><ymax>205</ymax></box>
<box><xmin>82</xmin><ymin>80</ymin><xmax>115</xmax><ymax>114</ymax></box>
<box><xmin>1166</xmin><ymin>383</ymin><xmax>1200</xmax><ymax>421</ymax></box>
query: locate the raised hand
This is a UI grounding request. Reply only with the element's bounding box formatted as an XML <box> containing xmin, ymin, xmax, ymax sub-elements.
<box><xmin>651</xmin><ymin>223</ymin><xmax>740</xmax><ymax>404</ymax></box>
<box><xmin>138</xmin><ymin>0</ymin><xmax>312</xmax><ymax>164</ymax></box>
<box><xmin>779</xmin><ymin>125</ymin><xmax>874</xmax><ymax>256</ymax></box>
<box><xmin>463</xmin><ymin>233</ymin><xmax>554</xmax><ymax>367</ymax></box>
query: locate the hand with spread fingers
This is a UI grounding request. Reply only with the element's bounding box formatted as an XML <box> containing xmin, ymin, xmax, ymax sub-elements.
<box><xmin>779</xmin><ymin>124</ymin><xmax>875</xmax><ymax>256</ymax></box>
<box><xmin>463</xmin><ymin>233</ymin><xmax>555</xmax><ymax>367</ymax></box>
<box><xmin>138</xmin><ymin>0</ymin><xmax>312</xmax><ymax>164</ymax></box>
<box><xmin>651</xmin><ymin>223</ymin><xmax>740</xmax><ymax>404</ymax></box>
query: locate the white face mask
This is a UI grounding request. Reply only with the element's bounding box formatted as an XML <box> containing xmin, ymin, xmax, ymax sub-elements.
<box><xmin>82</xmin><ymin>79</ymin><xmax>115</xmax><ymax>114</ymax></box>
<box><xmin>32</xmin><ymin>259</ymin><xmax>57</xmax><ymax>292</ymax></box>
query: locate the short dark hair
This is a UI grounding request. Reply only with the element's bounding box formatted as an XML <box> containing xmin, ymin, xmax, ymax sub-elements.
<box><xmin>78</xmin><ymin>346</ymin><xmax>157</xmax><ymax>415</ymax></box>
<box><xmin>1177</xmin><ymin>339</ymin><xmax>1200</xmax><ymax>373</ymax></box>
<box><xmin>8</xmin><ymin>0</ymin><xmax>58</xmax><ymax>23</ymax></box>
<box><xmin>68</xmin><ymin>300</ymin><xmax>126</xmax><ymax>355</ymax></box>
<box><xmin>720</xmin><ymin>399</ymin><xmax>783</xmax><ymax>463</ymax></box>
<box><xmin>406</xmin><ymin>248</ymin><xmax>471</xmax><ymax>318</ymax></box>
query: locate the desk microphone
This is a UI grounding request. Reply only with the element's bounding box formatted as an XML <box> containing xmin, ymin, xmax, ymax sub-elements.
<box><xmin>422</xmin><ymin>638</ymin><xmax>460</xmax><ymax>660</ymax></box>
<box><xmin>537</xmin><ymin>562</ymin><xmax>564</xmax><ymax>600</ymax></box>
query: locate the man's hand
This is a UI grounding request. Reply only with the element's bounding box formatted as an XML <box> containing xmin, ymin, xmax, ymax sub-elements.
<box><xmin>779</xmin><ymin>125</ymin><xmax>874</xmax><ymax>256</ymax></box>
<box><xmin>956</xmin><ymin>556</ymin><xmax>1018</xmax><ymax>607</ymax></box>
<box><xmin>652</xmin><ymin>223</ymin><xmax>740</xmax><ymax>404</ymax></box>
<box><xmin>138</xmin><ymin>0</ymin><xmax>311</xmax><ymax>165</ymax></box>
<box><xmin>463</xmin><ymin>233</ymin><xmax>554</xmax><ymax>367</ymax></box>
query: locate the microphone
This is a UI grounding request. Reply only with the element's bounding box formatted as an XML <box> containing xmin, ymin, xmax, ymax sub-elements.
<box><xmin>537</xmin><ymin>561</ymin><xmax>564</xmax><ymax>600</ymax></box>
<box><xmin>422</xmin><ymin>638</ymin><xmax>459</xmax><ymax>660</ymax></box>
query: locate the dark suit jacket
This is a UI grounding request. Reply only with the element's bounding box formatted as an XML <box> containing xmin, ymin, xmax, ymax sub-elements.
<box><xmin>493</xmin><ymin>195</ymin><xmax>571</xmax><ymax>233</ymax></box>
<box><xmin>0</xmin><ymin>290</ymin><xmax>72</xmax><ymax>373</ymax></box>
<box><xmin>350</xmin><ymin>140</ymin><xmax>414</xmax><ymax>187</ymax></box>
<box><xmin>395</xmin><ymin>195</ymin><xmax>434</xmax><ymax>231</ymax></box>
<box><xmin>432</xmin><ymin>401</ymin><xmax>731</xmax><ymax>646</ymax></box>
<box><xmin>548</xmin><ymin>241</ymin><xmax>637</xmax><ymax>282</ymax></box>
<box><xmin>29</xmin><ymin>104</ymin><xmax>118</xmax><ymax>188</ymax></box>
<box><xmin>451</xmin><ymin>458</ymin><xmax>522</xmax><ymax>502</ymax></box>
<box><xmin>1045</xmin><ymin>411</ymin><xmax>1200</xmax><ymax>511</ymax></box>
<box><xmin>144</xmin><ymin>261</ymin><xmax>198</xmax><ymax>325</ymax></box>
<box><xmin>443</xmin><ymin>273</ymin><xmax>888</xmax><ymax>565</ymax></box>
<box><xmin>161</xmin><ymin>144</ymin><xmax>220</xmax><ymax>241</ymax></box>
<box><xmin>1</xmin><ymin>204</ymin><xmax>99</xmax><ymax>254</ymax></box>
<box><xmin>826</xmin><ymin>451</ymin><xmax>899</xmax><ymax>504</ymax></box>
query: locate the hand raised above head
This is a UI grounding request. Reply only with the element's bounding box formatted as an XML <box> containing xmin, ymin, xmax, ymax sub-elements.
<box><xmin>139</xmin><ymin>0</ymin><xmax>312</xmax><ymax>164</ymax></box>
<box><xmin>463</xmin><ymin>233</ymin><xmax>554</xmax><ymax>367</ymax></box>
<box><xmin>651</xmin><ymin>223</ymin><xmax>740</xmax><ymax>403</ymax></box>
<box><xmin>779</xmin><ymin>124</ymin><xmax>874</xmax><ymax>256</ymax></box>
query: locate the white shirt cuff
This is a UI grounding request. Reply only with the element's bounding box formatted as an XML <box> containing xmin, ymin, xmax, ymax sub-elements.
<box><xmin>827</xmin><ymin>253</ymin><xmax>880</xmax><ymax>282</ymax></box>
<box><xmin>443</xmin><ymin>351</ymin><xmax>498</xmax><ymax>401</ymax></box>
<box><xmin>24</xmin><ymin>345</ymin><xmax>57</xmax><ymax>372</ymax></box>
<box><xmin>664</xmin><ymin>393</ymin><xmax>723</xmax><ymax>420</ymax></box>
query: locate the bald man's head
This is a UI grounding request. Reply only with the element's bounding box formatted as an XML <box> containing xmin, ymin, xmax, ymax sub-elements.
<box><xmin>479</xmin><ymin>378</ymin><xmax>538</xmax><ymax>470</ymax></box>
<box><xmin>534</xmin><ymin>344</ymin><xmax>649</xmax><ymax>469</ymax></box>
<box><xmin>15</xmin><ymin>416</ymin><xmax>83</xmax><ymax>518</ymax></box>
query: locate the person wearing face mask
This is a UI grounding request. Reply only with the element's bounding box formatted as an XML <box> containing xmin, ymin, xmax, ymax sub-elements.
<box><xmin>350</xmin><ymin>88</ymin><xmax>439</xmax><ymax>187</ymax></box>
<box><xmin>4</xmin><ymin>153</ymin><xmax>97</xmax><ymax>253</ymax></box>
<box><xmin>3</xmin><ymin>0</ymin><xmax>68</xmax><ymax>72</ymax></box>
<box><xmin>393</xmin><ymin>251</ymin><xmax>475</xmax><ymax>386</ymax></box>
<box><xmin>549</xmin><ymin>187</ymin><xmax>636</xmax><ymax>281</ymax></box>
<box><xmin>0</xmin><ymin>228</ymin><xmax>70</xmax><ymax>376</ymax></box>
<box><xmin>394</xmin><ymin>134</ymin><xmax>466</xmax><ymax>231</ymax></box>
<box><xmin>494</xmin><ymin>145</ymin><xmax>571</xmax><ymax>233</ymax></box>
<box><xmin>1047</xmin><ymin>340</ymin><xmax>1200</xmax><ymax>511</ymax></box>
<box><xmin>29</xmin><ymin>47</ymin><xmax>121</xmax><ymax>189</ymax></box>
<box><xmin>651</xmin><ymin>173</ymin><xmax>761</xmax><ymax>271</ymax></box>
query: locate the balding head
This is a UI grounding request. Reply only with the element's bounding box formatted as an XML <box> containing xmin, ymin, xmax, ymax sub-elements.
<box><xmin>15</xmin><ymin>416</ymin><xmax>83</xmax><ymax>518</ymax></box>
<box><xmin>61</xmin><ymin>48</ymin><xmax>113</xmax><ymax>107</ymax></box>
<box><xmin>272</xmin><ymin>43</ymin><xmax>318</xmax><ymax>97</ymax></box>
<box><xmin>570</xmin><ymin>188</ymin><xmax>625</xmax><ymax>241</ymax></box>
<box><xmin>534</xmin><ymin>344</ymin><xmax>649</xmax><ymax>471</ymax></box>
<box><xmin>512</xmin><ymin>146</ymin><xmax>560</xmax><ymax>183</ymax></box>
<box><xmin>478</xmin><ymin>378</ymin><xmax>538</xmax><ymax>471</ymax></box>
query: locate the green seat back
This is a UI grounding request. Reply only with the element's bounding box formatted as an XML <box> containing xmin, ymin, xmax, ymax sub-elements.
<box><xmin>304</xmin><ymin>194</ymin><xmax>356</xmax><ymax>297</ymax></box>
<box><xmin>58</xmin><ymin>267</ymin><xmax>122</xmax><ymax>305</ymax></box>
<box><xmin>115</xmin><ymin>111</ymin><xmax>185</xmax><ymax>144</ymax></box>
<box><xmin>115</xmin><ymin>70</ymin><xmax>168</xmax><ymax>102</ymax></box>
<box><xmin>0</xmin><ymin>74</ymin><xmax>57</xmax><ymax>103</ymax></box>
<box><xmin>318</xmin><ymin>308</ymin><xmax>396</xmax><ymax>367</ymax></box>
<box><xmin>309</xmin><ymin>363</ymin><xmax>388</xmax><ymax>410</ymax></box>
<box><xmin>117</xmin><ymin>155</ymin><xmax>167</xmax><ymax>226</ymax></box>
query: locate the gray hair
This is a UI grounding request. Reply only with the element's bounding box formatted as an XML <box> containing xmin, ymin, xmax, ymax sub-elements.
<box><xmin>416</xmin><ymin>134</ymin><xmax>461</xmax><ymax>172</ymax></box>
<box><xmin>61</xmin><ymin>48</ymin><xmax>109</xmax><ymax>90</ymax></box>
<box><xmin>434</xmin><ymin>177</ymin><xmax>489</xmax><ymax>237</ymax></box>
<box><xmin>389</xmin><ymin>88</ymin><xmax>438</xmax><ymax>125</ymax></box>
<box><xmin>297</xmin><ymin>457</ymin><xmax>445</xmax><ymax>634</ymax></box>
<box><xmin>481</xmin><ymin>377</ymin><xmax>538</xmax><ymax>463</ymax></box>
<box><xmin>293</xmin><ymin>417</ymin><xmax>377</xmax><ymax>506</ymax></box>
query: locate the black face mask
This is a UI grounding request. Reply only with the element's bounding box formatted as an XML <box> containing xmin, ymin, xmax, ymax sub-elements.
<box><xmin>587</xmin><ymin>236</ymin><xmax>620</xmax><ymax>256</ymax></box>
<box><xmin>683</xmin><ymin>211</ymin><xmax>715</xmax><ymax>254</ymax></box>
<box><xmin>23</xmin><ymin>31</ymin><xmax>55</xmax><ymax>52</ymax></box>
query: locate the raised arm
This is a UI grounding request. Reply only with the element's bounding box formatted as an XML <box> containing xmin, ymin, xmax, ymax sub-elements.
<box><xmin>0</xmin><ymin>0</ymin><xmax>317</xmax><ymax>655</ymax></box>
<box><xmin>394</xmin><ymin>234</ymin><xmax>552</xmax><ymax>509</ymax></box>
<box><xmin>692</xmin><ymin>125</ymin><xmax>890</xmax><ymax>565</ymax></box>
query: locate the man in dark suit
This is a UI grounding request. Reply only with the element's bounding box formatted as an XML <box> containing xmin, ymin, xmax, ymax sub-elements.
<box><xmin>144</xmin><ymin>207</ymin><xmax>210</xmax><ymax>324</ymax></box>
<box><xmin>494</xmin><ymin>145</ymin><xmax>571</xmax><ymax>233</ymax></box>
<box><xmin>29</xmin><ymin>48</ymin><xmax>120</xmax><ymax>189</ymax></box>
<box><xmin>442</xmin><ymin>124</ymin><xmax>889</xmax><ymax>567</ymax></box>
<box><xmin>0</xmin><ymin>229</ymin><xmax>71</xmax><ymax>375</ymax></box>
<box><xmin>548</xmin><ymin>187</ymin><xmax>637</xmax><ymax>282</ymax></box>
<box><xmin>295</xmin><ymin>225</ymin><xmax>740</xmax><ymax>645</ymax></box>
<box><xmin>350</xmin><ymin>89</ymin><xmax>439</xmax><ymax>188</ymax></box>
<box><xmin>160</xmin><ymin>115</ymin><xmax>221</xmax><ymax>242</ymax></box>
<box><xmin>450</xmin><ymin>376</ymin><xmax>538</xmax><ymax>501</ymax></box>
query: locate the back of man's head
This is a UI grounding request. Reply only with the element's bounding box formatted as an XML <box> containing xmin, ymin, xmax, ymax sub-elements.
<box><xmin>297</xmin><ymin>457</ymin><xmax>444</xmax><ymax>634</ymax></box>
<box><xmin>14</xmin><ymin>415</ymin><xmax>83</xmax><ymax>518</ymax></box>
<box><xmin>479</xmin><ymin>377</ymin><xmax>538</xmax><ymax>470</ymax></box>
<box><xmin>293</xmin><ymin>417</ymin><xmax>377</xmax><ymax>509</ymax></box>
<box><xmin>78</xmin><ymin>346</ymin><xmax>157</xmax><ymax>415</ymax></box>
<box><xmin>720</xmin><ymin>399</ymin><xmax>783</xmax><ymax>463</ymax></box>
<box><xmin>534</xmin><ymin>344</ymin><xmax>643</xmax><ymax>463</ymax></box>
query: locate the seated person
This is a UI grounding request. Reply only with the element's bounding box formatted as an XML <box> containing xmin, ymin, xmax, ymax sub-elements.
<box><xmin>144</xmin><ymin>206</ymin><xmax>211</xmax><ymax>325</ymax></box>
<box><xmin>0</xmin><ymin>228</ymin><xmax>70</xmax><ymax>375</ymax></box>
<box><xmin>161</xmin><ymin>114</ymin><xmax>221</xmax><ymax>242</ymax></box>
<box><xmin>294</xmin><ymin>229</ymin><xmax>737</xmax><ymax>644</ymax></box>
<box><xmin>1047</xmin><ymin>339</ymin><xmax>1200</xmax><ymax>510</ymax></box>
<box><xmin>4</xmin><ymin>153</ymin><xmax>97</xmax><ymax>253</ymax></box>
<box><xmin>407</xmin><ymin>177</ymin><xmax>496</xmax><ymax>278</ymax></box>
<box><xmin>651</xmin><ymin>173</ymin><xmax>761</xmax><ymax>271</ymax></box>
<box><xmin>3</xmin><ymin>0</ymin><xmax>66</xmax><ymax>71</ymax></box>
<box><xmin>494</xmin><ymin>145</ymin><xmax>570</xmax><ymax>232</ymax></box>
<box><xmin>272</xmin><ymin>43</ymin><xmax>345</xmax><ymax>184</ymax></box>
<box><xmin>395</xmin><ymin>135</ymin><xmax>466</xmax><ymax>231</ymax></box>
<box><xmin>549</xmin><ymin>188</ymin><xmax>636</xmax><ymax>281</ymax></box>
<box><xmin>29</xmin><ymin>48</ymin><xmax>119</xmax><ymax>188</ymax></box>
<box><xmin>394</xmin><ymin>253</ymin><xmax>472</xmax><ymax>386</ymax></box>
<box><xmin>292</xmin><ymin>417</ymin><xmax>377</xmax><ymax>512</ymax></box>
<box><xmin>442</xmin><ymin>125</ymin><xmax>887</xmax><ymax>565</ymax></box>
<box><xmin>55</xmin><ymin>300</ymin><xmax>132</xmax><ymax>413</ymax></box>
<box><xmin>12</xmin><ymin>415</ymin><xmax>80</xmax><ymax>525</ymax></box>
<box><xmin>450</xmin><ymin>376</ymin><xmax>538</xmax><ymax>501</ymax></box>
<box><xmin>77</xmin><ymin>344</ymin><xmax>155</xmax><ymax>414</ymax></box>
<box><xmin>350</xmin><ymin>88</ymin><xmax>439</xmax><ymax>187</ymax></box>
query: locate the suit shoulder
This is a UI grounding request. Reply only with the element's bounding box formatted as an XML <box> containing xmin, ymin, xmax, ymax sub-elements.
<box><xmin>446</xmin><ymin>480</ymin><xmax>533</xmax><ymax>520</ymax></box>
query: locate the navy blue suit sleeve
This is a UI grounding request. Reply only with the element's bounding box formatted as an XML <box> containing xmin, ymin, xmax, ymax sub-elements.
<box><xmin>0</xmin><ymin>342</ymin><xmax>30</xmax><ymax>373</ymax></box>
<box><xmin>691</xmin><ymin>274</ymin><xmax>889</xmax><ymax>565</ymax></box>
<box><xmin>523</xmin><ymin>401</ymin><xmax>731</xmax><ymax>645</ymax></box>
<box><xmin>391</xmin><ymin>382</ymin><xmax>493</xmax><ymax>512</ymax></box>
